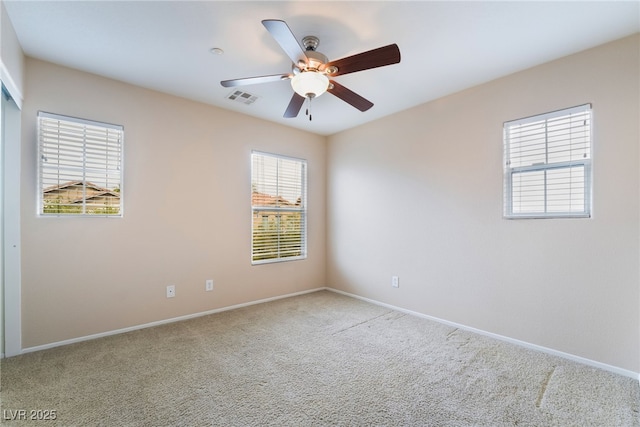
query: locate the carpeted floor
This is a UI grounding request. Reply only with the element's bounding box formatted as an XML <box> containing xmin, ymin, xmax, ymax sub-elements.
<box><xmin>1</xmin><ymin>290</ymin><xmax>638</xmax><ymax>426</ymax></box>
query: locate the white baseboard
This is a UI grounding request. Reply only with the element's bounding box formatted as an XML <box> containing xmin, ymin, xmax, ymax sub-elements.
<box><xmin>327</xmin><ymin>288</ymin><xmax>640</xmax><ymax>381</ymax></box>
<box><xmin>20</xmin><ymin>287</ymin><xmax>326</xmax><ymax>356</ymax></box>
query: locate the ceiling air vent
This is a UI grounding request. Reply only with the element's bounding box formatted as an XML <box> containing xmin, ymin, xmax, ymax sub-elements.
<box><xmin>226</xmin><ymin>90</ymin><xmax>259</xmax><ymax>105</ymax></box>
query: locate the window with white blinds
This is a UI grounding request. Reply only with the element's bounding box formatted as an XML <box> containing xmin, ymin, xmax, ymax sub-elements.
<box><xmin>251</xmin><ymin>151</ymin><xmax>307</xmax><ymax>264</ymax></box>
<box><xmin>38</xmin><ymin>112</ymin><xmax>123</xmax><ymax>216</ymax></box>
<box><xmin>503</xmin><ymin>104</ymin><xmax>592</xmax><ymax>219</ymax></box>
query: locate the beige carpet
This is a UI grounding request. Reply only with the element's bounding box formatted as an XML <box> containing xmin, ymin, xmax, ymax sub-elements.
<box><xmin>1</xmin><ymin>290</ymin><xmax>638</xmax><ymax>426</ymax></box>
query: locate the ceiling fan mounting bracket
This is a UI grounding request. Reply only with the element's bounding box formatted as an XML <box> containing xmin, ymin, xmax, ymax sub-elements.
<box><xmin>302</xmin><ymin>35</ymin><xmax>320</xmax><ymax>51</ymax></box>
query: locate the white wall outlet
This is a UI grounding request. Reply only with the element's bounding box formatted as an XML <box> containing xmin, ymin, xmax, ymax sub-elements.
<box><xmin>205</xmin><ymin>279</ymin><xmax>214</xmax><ymax>292</ymax></box>
<box><xmin>391</xmin><ymin>276</ymin><xmax>399</xmax><ymax>288</ymax></box>
<box><xmin>166</xmin><ymin>285</ymin><xmax>176</xmax><ymax>298</ymax></box>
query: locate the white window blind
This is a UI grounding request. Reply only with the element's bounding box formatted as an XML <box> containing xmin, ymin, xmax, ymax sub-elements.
<box><xmin>38</xmin><ymin>112</ymin><xmax>123</xmax><ymax>216</ymax></box>
<box><xmin>251</xmin><ymin>151</ymin><xmax>307</xmax><ymax>264</ymax></box>
<box><xmin>503</xmin><ymin>104</ymin><xmax>592</xmax><ymax>218</ymax></box>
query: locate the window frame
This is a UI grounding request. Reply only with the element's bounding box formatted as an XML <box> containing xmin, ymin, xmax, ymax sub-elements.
<box><xmin>37</xmin><ymin>111</ymin><xmax>124</xmax><ymax>217</ymax></box>
<box><xmin>503</xmin><ymin>104</ymin><xmax>592</xmax><ymax>219</ymax></box>
<box><xmin>251</xmin><ymin>150</ymin><xmax>307</xmax><ymax>265</ymax></box>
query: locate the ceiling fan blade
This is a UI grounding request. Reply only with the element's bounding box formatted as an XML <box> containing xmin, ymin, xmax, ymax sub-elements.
<box><xmin>327</xmin><ymin>80</ymin><xmax>374</xmax><ymax>112</ymax></box>
<box><xmin>221</xmin><ymin>73</ymin><xmax>292</xmax><ymax>88</ymax></box>
<box><xmin>284</xmin><ymin>93</ymin><xmax>306</xmax><ymax>118</ymax></box>
<box><xmin>324</xmin><ymin>44</ymin><xmax>401</xmax><ymax>77</ymax></box>
<box><xmin>262</xmin><ymin>19</ymin><xmax>308</xmax><ymax>66</ymax></box>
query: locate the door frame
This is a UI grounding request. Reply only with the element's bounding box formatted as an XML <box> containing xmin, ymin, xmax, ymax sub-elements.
<box><xmin>1</xmin><ymin>64</ymin><xmax>23</xmax><ymax>358</ymax></box>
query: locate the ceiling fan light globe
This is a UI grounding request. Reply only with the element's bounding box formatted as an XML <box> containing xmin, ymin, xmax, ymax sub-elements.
<box><xmin>291</xmin><ymin>72</ymin><xmax>329</xmax><ymax>98</ymax></box>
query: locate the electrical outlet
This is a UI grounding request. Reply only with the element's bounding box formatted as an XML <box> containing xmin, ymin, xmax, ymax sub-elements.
<box><xmin>391</xmin><ymin>276</ymin><xmax>399</xmax><ymax>288</ymax></box>
<box><xmin>166</xmin><ymin>285</ymin><xmax>176</xmax><ymax>298</ymax></box>
<box><xmin>205</xmin><ymin>279</ymin><xmax>214</xmax><ymax>291</ymax></box>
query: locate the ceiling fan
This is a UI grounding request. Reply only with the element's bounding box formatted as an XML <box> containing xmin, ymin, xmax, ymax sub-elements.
<box><xmin>221</xmin><ymin>19</ymin><xmax>401</xmax><ymax>121</ymax></box>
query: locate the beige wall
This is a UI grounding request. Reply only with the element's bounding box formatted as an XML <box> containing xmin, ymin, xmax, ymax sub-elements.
<box><xmin>327</xmin><ymin>34</ymin><xmax>640</xmax><ymax>373</ymax></box>
<box><xmin>20</xmin><ymin>58</ymin><xmax>326</xmax><ymax>348</ymax></box>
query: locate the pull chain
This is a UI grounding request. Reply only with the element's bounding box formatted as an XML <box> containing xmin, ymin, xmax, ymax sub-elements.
<box><xmin>305</xmin><ymin>95</ymin><xmax>314</xmax><ymax>121</ymax></box>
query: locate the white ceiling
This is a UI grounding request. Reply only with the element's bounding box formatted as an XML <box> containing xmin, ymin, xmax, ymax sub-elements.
<box><xmin>4</xmin><ymin>1</ymin><xmax>639</xmax><ymax>136</ymax></box>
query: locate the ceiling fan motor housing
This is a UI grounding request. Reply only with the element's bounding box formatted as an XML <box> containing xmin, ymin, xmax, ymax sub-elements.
<box><xmin>293</xmin><ymin>51</ymin><xmax>329</xmax><ymax>74</ymax></box>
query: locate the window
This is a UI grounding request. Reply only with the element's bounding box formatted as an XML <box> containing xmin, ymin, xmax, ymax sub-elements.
<box><xmin>503</xmin><ymin>104</ymin><xmax>592</xmax><ymax>219</ymax></box>
<box><xmin>38</xmin><ymin>112</ymin><xmax>123</xmax><ymax>216</ymax></box>
<box><xmin>251</xmin><ymin>151</ymin><xmax>307</xmax><ymax>264</ymax></box>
